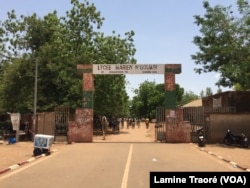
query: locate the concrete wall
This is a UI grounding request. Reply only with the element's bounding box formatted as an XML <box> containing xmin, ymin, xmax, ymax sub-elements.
<box><xmin>208</xmin><ymin>113</ymin><xmax>250</xmax><ymax>143</ymax></box>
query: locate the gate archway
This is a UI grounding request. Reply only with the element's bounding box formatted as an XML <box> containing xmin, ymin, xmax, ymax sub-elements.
<box><xmin>68</xmin><ymin>64</ymin><xmax>183</xmax><ymax>143</ymax></box>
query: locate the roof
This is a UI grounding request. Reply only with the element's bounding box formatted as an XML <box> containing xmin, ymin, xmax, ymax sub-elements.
<box><xmin>182</xmin><ymin>99</ymin><xmax>202</xmax><ymax>107</ymax></box>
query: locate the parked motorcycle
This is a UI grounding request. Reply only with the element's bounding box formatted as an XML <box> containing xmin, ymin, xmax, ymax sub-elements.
<box><xmin>223</xmin><ymin>129</ymin><xmax>249</xmax><ymax>148</ymax></box>
<box><xmin>197</xmin><ymin>127</ymin><xmax>205</xmax><ymax>147</ymax></box>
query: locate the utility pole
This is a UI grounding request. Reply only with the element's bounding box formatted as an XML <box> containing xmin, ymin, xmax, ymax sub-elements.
<box><xmin>33</xmin><ymin>58</ymin><xmax>38</xmax><ymax>137</ymax></box>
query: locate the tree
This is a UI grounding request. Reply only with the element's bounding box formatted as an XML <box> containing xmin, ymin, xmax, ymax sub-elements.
<box><xmin>0</xmin><ymin>0</ymin><xmax>136</xmax><ymax>116</ymax></box>
<box><xmin>175</xmin><ymin>83</ymin><xmax>184</xmax><ymax>106</ymax></box>
<box><xmin>192</xmin><ymin>0</ymin><xmax>250</xmax><ymax>91</ymax></box>
<box><xmin>200</xmin><ymin>90</ymin><xmax>205</xmax><ymax>98</ymax></box>
<box><xmin>205</xmin><ymin>87</ymin><xmax>213</xmax><ymax>96</ymax></box>
<box><xmin>130</xmin><ymin>81</ymin><xmax>185</xmax><ymax>119</ymax></box>
<box><xmin>130</xmin><ymin>81</ymin><xmax>157</xmax><ymax>119</ymax></box>
<box><xmin>200</xmin><ymin>87</ymin><xmax>214</xmax><ymax>98</ymax></box>
<box><xmin>217</xmin><ymin>88</ymin><xmax>222</xmax><ymax>93</ymax></box>
<box><xmin>181</xmin><ymin>91</ymin><xmax>199</xmax><ymax>106</ymax></box>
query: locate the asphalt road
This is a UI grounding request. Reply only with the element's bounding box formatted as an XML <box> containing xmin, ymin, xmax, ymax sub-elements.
<box><xmin>0</xmin><ymin>124</ymin><xmax>249</xmax><ymax>188</ymax></box>
<box><xmin>0</xmin><ymin>142</ymin><xmax>245</xmax><ymax>188</ymax></box>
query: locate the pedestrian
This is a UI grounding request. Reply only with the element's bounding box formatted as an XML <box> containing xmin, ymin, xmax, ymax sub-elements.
<box><xmin>136</xmin><ymin>118</ymin><xmax>140</xmax><ymax>128</ymax></box>
<box><xmin>145</xmin><ymin>117</ymin><xmax>149</xmax><ymax>129</ymax></box>
<box><xmin>121</xmin><ymin>117</ymin><xmax>124</xmax><ymax>129</ymax></box>
<box><xmin>101</xmin><ymin>116</ymin><xmax>108</xmax><ymax>140</ymax></box>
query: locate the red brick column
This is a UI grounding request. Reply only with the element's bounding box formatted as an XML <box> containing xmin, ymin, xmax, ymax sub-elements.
<box><xmin>164</xmin><ymin>64</ymin><xmax>181</xmax><ymax>109</ymax></box>
<box><xmin>164</xmin><ymin>64</ymin><xmax>190</xmax><ymax>143</ymax></box>
<box><xmin>68</xmin><ymin>65</ymin><xmax>94</xmax><ymax>142</ymax></box>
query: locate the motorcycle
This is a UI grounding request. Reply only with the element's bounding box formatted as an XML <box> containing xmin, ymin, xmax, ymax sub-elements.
<box><xmin>197</xmin><ymin>127</ymin><xmax>205</xmax><ymax>147</ymax></box>
<box><xmin>223</xmin><ymin>129</ymin><xmax>249</xmax><ymax>148</ymax></box>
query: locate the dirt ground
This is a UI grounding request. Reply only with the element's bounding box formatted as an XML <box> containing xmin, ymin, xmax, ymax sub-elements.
<box><xmin>0</xmin><ymin>123</ymin><xmax>155</xmax><ymax>171</ymax></box>
<box><xmin>0</xmin><ymin>139</ymin><xmax>69</xmax><ymax>171</ymax></box>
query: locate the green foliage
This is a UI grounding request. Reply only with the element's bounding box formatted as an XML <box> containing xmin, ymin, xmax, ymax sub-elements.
<box><xmin>0</xmin><ymin>0</ymin><xmax>135</xmax><ymax>116</ymax></box>
<box><xmin>0</xmin><ymin>120</ymin><xmax>12</xmax><ymax>131</ymax></box>
<box><xmin>217</xmin><ymin>88</ymin><xmax>222</xmax><ymax>93</ymax></box>
<box><xmin>180</xmin><ymin>91</ymin><xmax>199</xmax><ymax>106</ymax></box>
<box><xmin>175</xmin><ymin>84</ymin><xmax>184</xmax><ymax>106</ymax></box>
<box><xmin>200</xmin><ymin>87</ymin><xmax>213</xmax><ymax>98</ymax></box>
<box><xmin>94</xmin><ymin>74</ymin><xmax>130</xmax><ymax>117</ymax></box>
<box><xmin>130</xmin><ymin>81</ymin><xmax>185</xmax><ymax>119</ymax></box>
<box><xmin>192</xmin><ymin>0</ymin><xmax>250</xmax><ymax>90</ymax></box>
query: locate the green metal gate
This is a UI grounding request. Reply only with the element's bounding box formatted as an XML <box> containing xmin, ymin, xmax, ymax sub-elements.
<box><xmin>155</xmin><ymin>106</ymin><xmax>166</xmax><ymax>142</ymax></box>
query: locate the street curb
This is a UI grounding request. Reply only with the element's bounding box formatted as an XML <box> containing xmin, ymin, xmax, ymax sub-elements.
<box><xmin>194</xmin><ymin>145</ymin><xmax>250</xmax><ymax>172</ymax></box>
<box><xmin>0</xmin><ymin>150</ymin><xmax>56</xmax><ymax>175</ymax></box>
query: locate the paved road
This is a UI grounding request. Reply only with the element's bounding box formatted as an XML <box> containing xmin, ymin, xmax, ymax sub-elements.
<box><xmin>0</xmin><ymin>143</ymin><xmax>245</xmax><ymax>188</ymax></box>
<box><xmin>0</xmin><ymin>144</ymin><xmax>247</xmax><ymax>187</ymax></box>
<box><xmin>0</xmin><ymin>123</ymin><xmax>249</xmax><ymax>188</ymax></box>
<box><xmin>1</xmin><ymin>123</ymin><xmax>249</xmax><ymax>171</ymax></box>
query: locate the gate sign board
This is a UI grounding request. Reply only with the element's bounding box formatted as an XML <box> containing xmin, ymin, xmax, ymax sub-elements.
<box><xmin>93</xmin><ymin>64</ymin><xmax>165</xmax><ymax>74</ymax></box>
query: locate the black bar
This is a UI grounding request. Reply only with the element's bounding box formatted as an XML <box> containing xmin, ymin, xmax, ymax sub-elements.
<box><xmin>150</xmin><ymin>172</ymin><xmax>250</xmax><ymax>188</ymax></box>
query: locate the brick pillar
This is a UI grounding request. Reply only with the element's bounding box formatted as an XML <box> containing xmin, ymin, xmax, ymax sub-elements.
<box><xmin>164</xmin><ymin>64</ymin><xmax>191</xmax><ymax>143</ymax></box>
<box><xmin>68</xmin><ymin>64</ymin><xmax>94</xmax><ymax>142</ymax></box>
<box><xmin>164</xmin><ymin>64</ymin><xmax>181</xmax><ymax>109</ymax></box>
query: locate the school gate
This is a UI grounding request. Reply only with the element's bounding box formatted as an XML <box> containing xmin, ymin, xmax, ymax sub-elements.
<box><xmin>67</xmin><ymin>64</ymin><xmax>191</xmax><ymax>143</ymax></box>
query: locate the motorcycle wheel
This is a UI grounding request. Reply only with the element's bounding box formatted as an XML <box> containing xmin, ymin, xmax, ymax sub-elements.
<box><xmin>242</xmin><ymin>142</ymin><xmax>249</xmax><ymax>148</ymax></box>
<box><xmin>223</xmin><ymin>138</ymin><xmax>231</xmax><ymax>145</ymax></box>
<box><xmin>33</xmin><ymin>148</ymin><xmax>43</xmax><ymax>157</ymax></box>
<box><xmin>198</xmin><ymin>141</ymin><xmax>205</xmax><ymax>147</ymax></box>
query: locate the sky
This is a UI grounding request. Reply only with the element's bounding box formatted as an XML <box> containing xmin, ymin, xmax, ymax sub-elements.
<box><xmin>1</xmin><ymin>0</ymin><xmax>237</xmax><ymax>99</ymax></box>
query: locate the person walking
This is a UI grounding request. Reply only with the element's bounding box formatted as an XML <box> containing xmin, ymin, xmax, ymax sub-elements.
<box><xmin>101</xmin><ymin>116</ymin><xmax>108</xmax><ymax>140</ymax></box>
<box><xmin>145</xmin><ymin>117</ymin><xmax>149</xmax><ymax>129</ymax></box>
<box><xmin>136</xmin><ymin>118</ymin><xmax>140</xmax><ymax>128</ymax></box>
<box><xmin>121</xmin><ymin>117</ymin><xmax>124</xmax><ymax>129</ymax></box>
